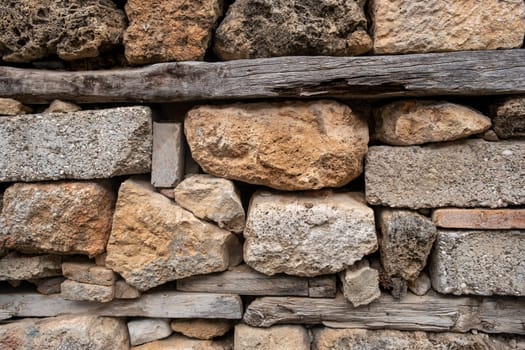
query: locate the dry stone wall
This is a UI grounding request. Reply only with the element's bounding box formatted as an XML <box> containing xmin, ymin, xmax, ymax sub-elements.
<box><xmin>0</xmin><ymin>0</ymin><xmax>524</xmax><ymax>349</ymax></box>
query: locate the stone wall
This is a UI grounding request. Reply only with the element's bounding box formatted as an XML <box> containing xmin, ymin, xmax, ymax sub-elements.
<box><xmin>0</xmin><ymin>1</ymin><xmax>524</xmax><ymax>349</ymax></box>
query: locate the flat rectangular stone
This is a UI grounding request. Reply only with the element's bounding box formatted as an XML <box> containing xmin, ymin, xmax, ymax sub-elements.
<box><xmin>365</xmin><ymin>140</ymin><xmax>525</xmax><ymax>209</ymax></box>
<box><xmin>432</xmin><ymin>208</ymin><xmax>525</xmax><ymax>229</ymax></box>
<box><xmin>0</xmin><ymin>253</ymin><xmax>62</xmax><ymax>281</ymax></box>
<box><xmin>0</xmin><ymin>106</ymin><xmax>152</xmax><ymax>182</ymax></box>
<box><xmin>60</xmin><ymin>279</ymin><xmax>114</xmax><ymax>303</ymax></box>
<box><xmin>151</xmin><ymin>122</ymin><xmax>184</xmax><ymax>187</ymax></box>
<box><xmin>429</xmin><ymin>230</ymin><xmax>525</xmax><ymax>296</ymax></box>
<box><xmin>62</xmin><ymin>262</ymin><xmax>116</xmax><ymax>286</ymax></box>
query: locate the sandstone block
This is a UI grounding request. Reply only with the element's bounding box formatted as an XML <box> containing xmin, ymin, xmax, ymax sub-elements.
<box><xmin>379</xmin><ymin>210</ymin><xmax>437</xmax><ymax>281</ymax></box>
<box><xmin>234</xmin><ymin>324</ymin><xmax>310</xmax><ymax>350</ymax></box>
<box><xmin>0</xmin><ymin>98</ymin><xmax>32</xmax><ymax>116</ymax></box>
<box><xmin>174</xmin><ymin>174</ymin><xmax>245</xmax><ymax>233</ymax></box>
<box><xmin>1</xmin><ymin>181</ymin><xmax>115</xmax><ymax>256</ymax></box>
<box><xmin>0</xmin><ymin>253</ymin><xmax>61</xmax><ymax>281</ymax></box>
<box><xmin>0</xmin><ymin>106</ymin><xmax>152</xmax><ymax>182</ymax></box>
<box><xmin>152</xmin><ymin>122</ymin><xmax>184</xmax><ymax>188</ymax></box>
<box><xmin>490</xmin><ymin>96</ymin><xmax>525</xmax><ymax>138</ymax></box>
<box><xmin>339</xmin><ymin>260</ymin><xmax>380</xmax><ymax>307</ymax></box>
<box><xmin>106</xmin><ymin>178</ymin><xmax>242</xmax><ymax>291</ymax></box>
<box><xmin>62</xmin><ymin>262</ymin><xmax>116</xmax><ymax>286</ymax></box>
<box><xmin>43</xmin><ymin>100</ymin><xmax>81</xmax><ymax>114</ymax></box>
<box><xmin>374</xmin><ymin>100</ymin><xmax>491</xmax><ymax>146</ymax></box>
<box><xmin>124</xmin><ymin>0</ymin><xmax>223</xmax><ymax>65</ymax></box>
<box><xmin>171</xmin><ymin>319</ymin><xmax>231</xmax><ymax>340</ymax></box>
<box><xmin>430</xmin><ymin>230</ymin><xmax>525</xmax><ymax>296</ymax></box>
<box><xmin>128</xmin><ymin>318</ymin><xmax>172</xmax><ymax>346</ymax></box>
<box><xmin>408</xmin><ymin>272</ymin><xmax>431</xmax><ymax>296</ymax></box>
<box><xmin>370</xmin><ymin>0</ymin><xmax>525</xmax><ymax>54</ymax></box>
<box><xmin>185</xmin><ymin>101</ymin><xmax>368</xmax><ymax>191</ymax></box>
<box><xmin>60</xmin><ymin>279</ymin><xmax>114</xmax><ymax>303</ymax></box>
<box><xmin>366</xmin><ymin>140</ymin><xmax>525</xmax><ymax>209</ymax></box>
<box><xmin>132</xmin><ymin>335</ymin><xmax>233</xmax><ymax>350</ymax></box>
<box><xmin>0</xmin><ymin>0</ymin><xmax>126</xmax><ymax>62</ymax></box>
<box><xmin>115</xmin><ymin>279</ymin><xmax>141</xmax><ymax>299</ymax></box>
<box><xmin>0</xmin><ymin>314</ymin><xmax>128</xmax><ymax>350</ymax></box>
<box><xmin>432</xmin><ymin>208</ymin><xmax>525</xmax><ymax>229</ymax></box>
<box><xmin>244</xmin><ymin>191</ymin><xmax>377</xmax><ymax>277</ymax></box>
<box><xmin>214</xmin><ymin>0</ymin><xmax>371</xmax><ymax>60</ymax></box>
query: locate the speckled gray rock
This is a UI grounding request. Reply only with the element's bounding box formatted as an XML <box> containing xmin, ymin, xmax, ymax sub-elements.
<box><xmin>430</xmin><ymin>230</ymin><xmax>525</xmax><ymax>296</ymax></box>
<box><xmin>235</xmin><ymin>324</ymin><xmax>310</xmax><ymax>350</ymax></box>
<box><xmin>60</xmin><ymin>279</ymin><xmax>114</xmax><ymax>303</ymax></box>
<box><xmin>0</xmin><ymin>107</ymin><xmax>152</xmax><ymax>182</ymax></box>
<box><xmin>490</xmin><ymin>96</ymin><xmax>525</xmax><ymax>139</ymax></box>
<box><xmin>339</xmin><ymin>259</ymin><xmax>380</xmax><ymax>307</ymax></box>
<box><xmin>0</xmin><ymin>0</ymin><xmax>126</xmax><ymax>62</ymax></box>
<box><xmin>128</xmin><ymin>318</ymin><xmax>172</xmax><ymax>346</ymax></box>
<box><xmin>244</xmin><ymin>191</ymin><xmax>377</xmax><ymax>277</ymax></box>
<box><xmin>214</xmin><ymin>0</ymin><xmax>372</xmax><ymax>60</ymax></box>
<box><xmin>366</xmin><ymin>140</ymin><xmax>525</xmax><ymax>209</ymax></box>
<box><xmin>0</xmin><ymin>253</ymin><xmax>61</xmax><ymax>281</ymax></box>
<box><xmin>152</xmin><ymin>122</ymin><xmax>184</xmax><ymax>188</ymax></box>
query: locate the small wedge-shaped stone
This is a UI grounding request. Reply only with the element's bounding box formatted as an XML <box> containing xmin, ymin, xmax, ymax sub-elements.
<box><xmin>60</xmin><ymin>279</ymin><xmax>114</xmax><ymax>303</ymax></box>
<box><xmin>128</xmin><ymin>318</ymin><xmax>172</xmax><ymax>346</ymax></box>
<box><xmin>235</xmin><ymin>324</ymin><xmax>310</xmax><ymax>350</ymax></box>
<box><xmin>0</xmin><ymin>253</ymin><xmax>61</xmax><ymax>281</ymax></box>
<box><xmin>366</xmin><ymin>140</ymin><xmax>525</xmax><ymax>209</ymax></box>
<box><xmin>43</xmin><ymin>100</ymin><xmax>81</xmax><ymax>114</ymax></box>
<box><xmin>490</xmin><ymin>96</ymin><xmax>525</xmax><ymax>138</ymax></box>
<box><xmin>62</xmin><ymin>262</ymin><xmax>116</xmax><ymax>286</ymax></box>
<box><xmin>185</xmin><ymin>101</ymin><xmax>368</xmax><ymax>191</ymax></box>
<box><xmin>171</xmin><ymin>319</ymin><xmax>231</xmax><ymax>340</ymax></box>
<box><xmin>174</xmin><ymin>174</ymin><xmax>245</xmax><ymax>233</ymax></box>
<box><xmin>0</xmin><ymin>106</ymin><xmax>152</xmax><ymax>182</ymax></box>
<box><xmin>430</xmin><ymin>230</ymin><xmax>525</xmax><ymax>296</ymax></box>
<box><xmin>114</xmin><ymin>280</ymin><xmax>141</xmax><ymax>299</ymax></box>
<box><xmin>106</xmin><ymin>178</ymin><xmax>242</xmax><ymax>291</ymax></box>
<box><xmin>374</xmin><ymin>100</ymin><xmax>491</xmax><ymax>145</ymax></box>
<box><xmin>0</xmin><ymin>98</ymin><xmax>32</xmax><ymax>116</ymax></box>
<box><xmin>340</xmin><ymin>260</ymin><xmax>380</xmax><ymax>307</ymax></box>
<box><xmin>244</xmin><ymin>191</ymin><xmax>377</xmax><ymax>277</ymax></box>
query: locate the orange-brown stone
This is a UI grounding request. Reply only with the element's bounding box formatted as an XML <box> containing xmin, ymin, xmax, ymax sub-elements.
<box><xmin>432</xmin><ymin>209</ymin><xmax>525</xmax><ymax>229</ymax></box>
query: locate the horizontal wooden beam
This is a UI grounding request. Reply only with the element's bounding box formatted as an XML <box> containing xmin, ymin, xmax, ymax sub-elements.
<box><xmin>243</xmin><ymin>292</ymin><xmax>525</xmax><ymax>335</ymax></box>
<box><xmin>1</xmin><ymin>50</ymin><xmax>525</xmax><ymax>104</ymax></box>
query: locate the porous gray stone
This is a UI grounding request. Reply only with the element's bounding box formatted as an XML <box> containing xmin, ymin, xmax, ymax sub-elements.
<box><xmin>490</xmin><ymin>96</ymin><xmax>525</xmax><ymax>139</ymax></box>
<box><xmin>128</xmin><ymin>318</ymin><xmax>172</xmax><ymax>346</ymax></box>
<box><xmin>408</xmin><ymin>272</ymin><xmax>431</xmax><ymax>296</ymax></box>
<box><xmin>339</xmin><ymin>259</ymin><xmax>380</xmax><ymax>307</ymax></box>
<box><xmin>234</xmin><ymin>324</ymin><xmax>310</xmax><ymax>350</ymax></box>
<box><xmin>430</xmin><ymin>230</ymin><xmax>525</xmax><ymax>296</ymax></box>
<box><xmin>0</xmin><ymin>106</ymin><xmax>152</xmax><ymax>182</ymax></box>
<box><xmin>0</xmin><ymin>253</ymin><xmax>61</xmax><ymax>281</ymax></box>
<box><xmin>365</xmin><ymin>140</ymin><xmax>525</xmax><ymax>209</ymax></box>
<box><xmin>152</xmin><ymin>122</ymin><xmax>184</xmax><ymax>188</ymax></box>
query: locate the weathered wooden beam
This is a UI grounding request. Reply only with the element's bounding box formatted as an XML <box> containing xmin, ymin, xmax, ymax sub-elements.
<box><xmin>0</xmin><ymin>291</ymin><xmax>243</xmax><ymax>319</ymax></box>
<box><xmin>1</xmin><ymin>50</ymin><xmax>525</xmax><ymax>104</ymax></box>
<box><xmin>176</xmin><ymin>265</ymin><xmax>336</xmax><ymax>298</ymax></box>
<box><xmin>243</xmin><ymin>292</ymin><xmax>525</xmax><ymax>335</ymax></box>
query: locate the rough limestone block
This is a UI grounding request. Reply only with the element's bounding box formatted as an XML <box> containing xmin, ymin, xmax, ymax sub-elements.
<box><xmin>0</xmin><ymin>98</ymin><xmax>32</xmax><ymax>115</ymax></box>
<box><xmin>106</xmin><ymin>178</ymin><xmax>242</xmax><ymax>291</ymax></box>
<box><xmin>62</xmin><ymin>262</ymin><xmax>116</xmax><ymax>286</ymax></box>
<box><xmin>152</xmin><ymin>122</ymin><xmax>184</xmax><ymax>188</ymax></box>
<box><xmin>408</xmin><ymin>272</ymin><xmax>431</xmax><ymax>296</ymax></box>
<box><xmin>339</xmin><ymin>260</ymin><xmax>380</xmax><ymax>307</ymax></box>
<box><xmin>114</xmin><ymin>280</ymin><xmax>141</xmax><ymax>299</ymax></box>
<box><xmin>0</xmin><ymin>253</ymin><xmax>61</xmax><ymax>281</ymax></box>
<box><xmin>174</xmin><ymin>174</ymin><xmax>245</xmax><ymax>233</ymax></box>
<box><xmin>374</xmin><ymin>100</ymin><xmax>491</xmax><ymax>146</ymax></box>
<box><xmin>0</xmin><ymin>0</ymin><xmax>126</xmax><ymax>62</ymax></box>
<box><xmin>185</xmin><ymin>101</ymin><xmax>369</xmax><ymax>191</ymax></box>
<box><xmin>214</xmin><ymin>0</ymin><xmax>371</xmax><ymax>60</ymax></box>
<box><xmin>43</xmin><ymin>100</ymin><xmax>81</xmax><ymax>114</ymax></box>
<box><xmin>430</xmin><ymin>230</ymin><xmax>525</xmax><ymax>296</ymax></box>
<box><xmin>60</xmin><ymin>279</ymin><xmax>114</xmax><ymax>303</ymax></box>
<box><xmin>490</xmin><ymin>96</ymin><xmax>525</xmax><ymax>139</ymax></box>
<box><xmin>1</xmin><ymin>181</ymin><xmax>115</xmax><ymax>256</ymax></box>
<box><xmin>432</xmin><ymin>208</ymin><xmax>525</xmax><ymax>229</ymax></box>
<box><xmin>170</xmin><ymin>319</ymin><xmax>231</xmax><ymax>340</ymax></box>
<box><xmin>234</xmin><ymin>324</ymin><xmax>310</xmax><ymax>350</ymax></box>
<box><xmin>132</xmin><ymin>335</ymin><xmax>233</xmax><ymax>350</ymax></box>
<box><xmin>366</xmin><ymin>140</ymin><xmax>525</xmax><ymax>209</ymax></box>
<box><xmin>128</xmin><ymin>318</ymin><xmax>172</xmax><ymax>346</ymax></box>
<box><xmin>244</xmin><ymin>191</ymin><xmax>377</xmax><ymax>277</ymax></box>
<box><xmin>379</xmin><ymin>210</ymin><xmax>437</xmax><ymax>281</ymax></box>
<box><xmin>0</xmin><ymin>106</ymin><xmax>152</xmax><ymax>182</ymax></box>
<box><xmin>124</xmin><ymin>0</ymin><xmax>223</xmax><ymax>65</ymax></box>
<box><xmin>370</xmin><ymin>0</ymin><xmax>525</xmax><ymax>54</ymax></box>
<box><xmin>0</xmin><ymin>314</ymin><xmax>128</xmax><ymax>350</ymax></box>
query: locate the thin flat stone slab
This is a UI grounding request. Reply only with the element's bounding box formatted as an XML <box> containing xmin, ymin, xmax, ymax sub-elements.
<box><xmin>432</xmin><ymin>208</ymin><xmax>525</xmax><ymax>229</ymax></box>
<box><xmin>0</xmin><ymin>106</ymin><xmax>152</xmax><ymax>182</ymax></box>
<box><xmin>0</xmin><ymin>253</ymin><xmax>62</xmax><ymax>281</ymax></box>
<box><xmin>365</xmin><ymin>139</ymin><xmax>525</xmax><ymax>209</ymax></box>
<box><xmin>429</xmin><ymin>230</ymin><xmax>525</xmax><ymax>296</ymax></box>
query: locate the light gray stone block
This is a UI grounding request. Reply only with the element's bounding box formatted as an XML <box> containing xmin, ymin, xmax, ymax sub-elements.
<box><xmin>152</xmin><ymin>122</ymin><xmax>184</xmax><ymax>188</ymax></box>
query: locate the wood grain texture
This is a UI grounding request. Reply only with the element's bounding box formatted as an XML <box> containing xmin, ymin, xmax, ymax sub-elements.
<box><xmin>243</xmin><ymin>292</ymin><xmax>525</xmax><ymax>335</ymax></box>
<box><xmin>1</xmin><ymin>50</ymin><xmax>525</xmax><ymax>103</ymax></box>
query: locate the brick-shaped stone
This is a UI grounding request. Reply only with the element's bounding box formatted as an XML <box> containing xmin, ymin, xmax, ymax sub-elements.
<box><xmin>432</xmin><ymin>208</ymin><xmax>525</xmax><ymax>229</ymax></box>
<box><xmin>60</xmin><ymin>279</ymin><xmax>114</xmax><ymax>303</ymax></box>
<box><xmin>0</xmin><ymin>253</ymin><xmax>61</xmax><ymax>281</ymax></box>
<box><xmin>128</xmin><ymin>318</ymin><xmax>172</xmax><ymax>346</ymax></box>
<box><xmin>152</xmin><ymin>122</ymin><xmax>184</xmax><ymax>188</ymax></box>
<box><xmin>234</xmin><ymin>324</ymin><xmax>310</xmax><ymax>350</ymax></box>
<box><xmin>490</xmin><ymin>96</ymin><xmax>525</xmax><ymax>138</ymax></box>
<box><xmin>62</xmin><ymin>262</ymin><xmax>116</xmax><ymax>286</ymax></box>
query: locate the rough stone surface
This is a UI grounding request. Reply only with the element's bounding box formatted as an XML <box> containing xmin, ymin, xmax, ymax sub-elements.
<box><xmin>0</xmin><ymin>0</ymin><xmax>126</xmax><ymax>62</ymax></box>
<box><xmin>115</xmin><ymin>279</ymin><xmax>141</xmax><ymax>299</ymax></box>
<box><xmin>374</xmin><ymin>100</ymin><xmax>491</xmax><ymax>146</ymax></box>
<box><xmin>62</xmin><ymin>262</ymin><xmax>116</xmax><ymax>286</ymax></box>
<box><xmin>244</xmin><ymin>191</ymin><xmax>377</xmax><ymax>277</ymax></box>
<box><xmin>490</xmin><ymin>96</ymin><xmax>525</xmax><ymax>139</ymax></box>
<box><xmin>214</xmin><ymin>0</ymin><xmax>371</xmax><ymax>60</ymax></box>
<box><xmin>128</xmin><ymin>318</ymin><xmax>172</xmax><ymax>346</ymax></box>
<box><xmin>365</xmin><ymin>140</ymin><xmax>525</xmax><ymax>209</ymax></box>
<box><xmin>234</xmin><ymin>324</ymin><xmax>310</xmax><ymax>350</ymax></box>
<box><xmin>0</xmin><ymin>314</ymin><xmax>129</xmax><ymax>350</ymax></box>
<box><xmin>370</xmin><ymin>0</ymin><xmax>525</xmax><ymax>54</ymax></box>
<box><xmin>185</xmin><ymin>101</ymin><xmax>369</xmax><ymax>191</ymax></box>
<box><xmin>340</xmin><ymin>260</ymin><xmax>380</xmax><ymax>307</ymax></box>
<box><xmin>174</xmin><ymin>175</ymin><xmax>245</xmax><ymax>233</ymax></box>
<box><xmin>0</xmin><ymin>253</ymin><xmax>61</xmax><ymax>281</ymax></box>
<box><xmin>0</xmin><ymin>98</ymin><xmax>32</xmax><ymax>116</ymax></box>
<box><xmin>152</xmin><ymin>122</ymin><xmax>184</xmax><ymax>188</ymax></box>
<box><xmin>0</xmin><ymin>106</ymin><xmax>153</xmax><ymax>182</ymax></box>
<box><xmin>31</xmin><ymin>277</ymin><xmax>65</xmax><ymax>295</ymax></box>
<box><xmin>432</xmin><ymin>208</ymin><xmax>525</xmax><ymax>229</ymax></box>
<box><xmin>379</xmin><ymin>210</ymin><xmax>437</xmax><ymax>281</ymax></box>
<box><xmin>132</xmin><ymin>335</ymin><xmax>233</xmax><ymax>350</ymax></box>
<box><xmin>60</xmin><ymin>279</ymin><xmax>114</xmax><ymax>303</ymax></box>
<box><xmin>430</xmin><ymin>230</ymin><xmax>525</xmax><ymax>296</ymax></box>
<box><xmin>106</xmin><ymin>178</ymin><xmax>242</xmax><ymax>291</ymax></box>
<box><xmin>408</xmin><ymin>272</ymin><xmax>431</xmax><ymax>296</ymax></box>
<box><xmin>1</xmin><ymin>181</ymin><xmax>115</xmax><ymax>256</ymax></box>
<box><xmin>171</xmin><ymin>319</ymin><xmax>232</xmax><ymax>340</ymax></box>
<box><xmin>124</xmin><ymin>0</ymin><xmax>223</xmax><ymax>65</ymax></box>
<box><xmin>43</xmin><ymin>100</ymin><xmax>81</xmax><ymax>114</ymax></box>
